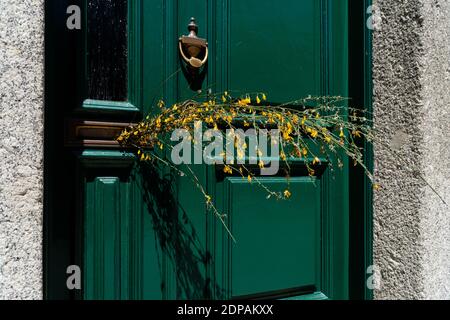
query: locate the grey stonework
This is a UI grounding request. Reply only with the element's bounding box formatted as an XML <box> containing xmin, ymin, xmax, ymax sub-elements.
<box><xmin>0</xmin><ymin>0</ymin><xmax>44</xmax><ymax>299</ymax></box>
<box><xmin>373</xmin><ymin>0</ymin><xmax>450</xmax><ymax>299</ymax></box>
<box><xmin>0</xmin><ymin>0</ymin><xmax>449</xmax><ymax>300</ymax></box>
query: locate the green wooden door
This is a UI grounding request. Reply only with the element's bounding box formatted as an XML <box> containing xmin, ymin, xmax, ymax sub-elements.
<box><xmin>79</xmin><ymin>0</ymin><xmax>349</xmax><ymax>300</ymax></box>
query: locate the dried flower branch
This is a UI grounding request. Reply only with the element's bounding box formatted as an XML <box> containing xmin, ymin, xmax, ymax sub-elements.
<box><xmin>118</xmin><ymin>93</ymin><xmax>376</xmax><ymax>240</ymax></box>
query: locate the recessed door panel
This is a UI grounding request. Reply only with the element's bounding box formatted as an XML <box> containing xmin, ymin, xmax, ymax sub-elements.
<box><xmin>227</xmin><ymin>177</ymin><xmax>320</xmax><ymax>297</ymax></box>
<box><xmin>229</xmin><ymin>0</ymin><xmax>321</xmax><ymax>101</ymax></box>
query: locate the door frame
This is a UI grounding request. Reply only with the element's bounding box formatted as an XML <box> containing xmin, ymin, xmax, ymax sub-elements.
<box><xmin>43</xmin><ymin>0</ymin><xmax>374</xmax><ymax>300</ymax></box>
<box><xmin>348</xmin><ymin>0</ymin><xmax>374</xmax><ymax>300</ymax></box>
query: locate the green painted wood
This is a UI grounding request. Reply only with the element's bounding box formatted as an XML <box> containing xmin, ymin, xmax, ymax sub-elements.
<box><xmin>80</xmin><ymin>151</ymin><xmax>165</xmax><ymax>300</ymax></box>
<box><xmin>81</xmin><ymin>99</ymin><xmax>140</xmax><ymax>113</ymax></box>
<box><xmin>212</xmin><ymin>0</ymin><xmax>349</xmax><ymax>300</ymax></box>
<box><xmin>78</xmin><ymin>0</ymin><xmax>353</xmax><ymax>301</ymax></box>
<box><xmin>283</xmin><ymin>292</ymin><xmax>328</xmax><ymax>300</ymax></box>
<box><xmin>227</xmin><ymin>177</ymin><xmax>320</xmax><ymax>297</ymax></box>
<box><xmin>79</xmin><ymin>150</ymin><xmax>212</xmax><ymax>300</ymax></box>
<box><xmin>228</xmin><ymin>0</ymin><xmax>322</xmax><ymax>101</ymax></box>
<box><xmin>363</xmin><ymin>0</ymin><xmax>374</xmax><ymax>301</ymax></box>
<box><xmin>347</xmin><ymin>0</ymin><xmax>374</xmax><ymax>300</ymax></box>
<box><xmin>84</xmin><ymin>177</ymin><xmax>120</xmax><ymax>299</ymax></box>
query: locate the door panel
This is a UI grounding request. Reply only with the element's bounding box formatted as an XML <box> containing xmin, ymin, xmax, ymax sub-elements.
<box><xmin>227</xmin><ymin>177</ymin><xmax>320</xmax><ymax>298</ymax></box>
<box><xmin>229</xmin><ymin>0</ymin><xmax>321</xmax><ymax>101</ymax></box>
<box><xmin>80</xmin><ymin>153</ymin><xmax>163</xmax><ymax>300</ymax></box>
<box><xmin>213</xmin><ymin>160</ymin><xmax>336</xmax><ymax>299</ymax></box>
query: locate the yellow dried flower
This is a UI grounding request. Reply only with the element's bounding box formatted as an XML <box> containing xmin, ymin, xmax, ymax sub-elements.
<box><xmin>223</xmin><ymin>165</ymin><xmax>233</xmax><ymax>174</ymax></box>
<box><xmin>283</xmin><ymin>190</ymin><xmax>292</xmax><ymax>199</ymax></box>
<box><xmin>352</xmin><ymin>130</ymin><xmax>362</xmax><ymax>138</ymax></box>
<box><xmin>258</xmin><ymin>160</ymin><xmax>265</xmax><ymax>169</ymax></box>
<box><xmin>302</xmin><ymin>116</ymin><xmax>307</xmax><ymax>125</ymax></box>
<box><xmin>302</xmin><ymin>148</ymin><xmax>308</xmax><ymax>156</ymax></box>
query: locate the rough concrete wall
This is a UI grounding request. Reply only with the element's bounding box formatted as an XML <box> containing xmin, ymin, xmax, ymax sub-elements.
<box><xmin>420</xmin><ymin>0</ymin><xmax>450</xmax><ymax>300</ymax></box>
<box><xmin>0</xmin><ymin>0</ymin><xmax>44</xmax><ymax>299</ymax></box>
<box><xmin>373</xmin><ymin>0</ymin><xmax>450</xmax><ymax>299</ymax></box>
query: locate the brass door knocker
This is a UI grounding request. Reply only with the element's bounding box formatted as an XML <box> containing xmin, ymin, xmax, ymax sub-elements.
<box><xmin>179</xmin><ymin>17</ymin><xmax>208</xmax><ymax>69</ymax></box>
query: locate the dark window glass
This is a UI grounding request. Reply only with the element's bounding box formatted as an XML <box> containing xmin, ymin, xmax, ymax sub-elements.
<box><xmin>87</xmin><ymin>0</ymin><xmax>128</xmax><ymax>101</ymax></box>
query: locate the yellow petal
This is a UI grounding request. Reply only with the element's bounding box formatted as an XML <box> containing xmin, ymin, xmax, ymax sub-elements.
<box><xmin>352</xmin><ymin>130</ymin><xmax>362</xmax><ymax>138</ymax></box>
<box><xmin>284</xmin><ymin>190</ymin><xmax>292</xmax><ymax>199</ymax></box>
<box><xmin>258</xmin><ymin>160</ymin><xmax>265</xmax><ymax>169</ymax></box>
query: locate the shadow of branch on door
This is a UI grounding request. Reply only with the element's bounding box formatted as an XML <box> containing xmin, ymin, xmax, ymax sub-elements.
<box><xmin>138</xmin><ymin>162</ymin><xmax>224</xmax><ymax>299</ymax></box>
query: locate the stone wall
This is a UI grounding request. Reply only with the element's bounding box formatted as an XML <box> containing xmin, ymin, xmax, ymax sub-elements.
<box><xmin>0</xmin><ymin>0</ymin><xmax>44</xmax><ymax>299</ymax></box>
<box><xmin>373</xmin><ymin>0</ymin><xmax>450</xmax><ymax>299</ymax></box>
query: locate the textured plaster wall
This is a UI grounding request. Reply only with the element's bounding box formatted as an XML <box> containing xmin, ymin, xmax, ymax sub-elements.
<box><xmin>0</xmin><ymin>0</ymin><xmax>44</xmax><ymax>299</ymax></box>
<box><xmin>373</xmin><ymin>0</ymin><xmax>450</xmax><ymax>299</ymax></box>
<box><xmin>420</xmin><ymin>0</ymin><xmax>450</xmax><ymax>299</ymax></box>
